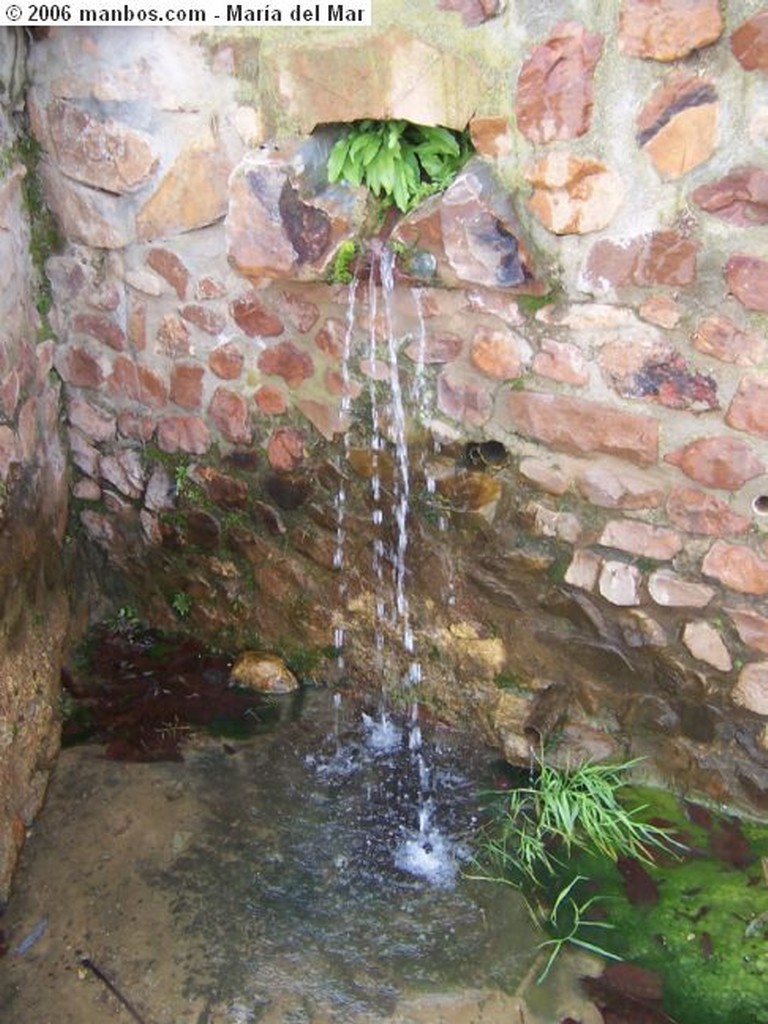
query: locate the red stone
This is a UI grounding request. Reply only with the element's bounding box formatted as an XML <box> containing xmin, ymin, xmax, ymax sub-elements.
<box><xmin>725</xmin><ymin>254</ymin><xmax>768</xmax><ymax>312</ymax></box>
<box><xmin>726</xmin><ymin>607</ymin><xmax>768</xmax><ymax>654</ymax></box>
<box><xmin>532</xmin><ymin>338</ymin><xmax>589</xmax><ymax>386</ymax></box>
<box><xmin>500</xmin><ymin>392</ymin><xmax>659</xmax><ymax>465</ymax></box>
<box><xmin>314</xmin><ymin>318</ymin><xmax>347</xmax><ymax>359</ymax></box>
<box><xmin>208</xmin><ymin>386</ymin><xmax>252</xmax><ymax>445</ymax></box>
<box><xmin>586</xmin><ymin>231</ymin><xmax>697</xmax><ymax>288</ymax></box>
<box><xmin>128</xmin><ymin>299</ymin><xmax>147</xmax><ymax>352</ymax></box>
<box><xmin>254</xmin><ymin>385</ymin><xmax>287</xmax><ymax>415</ymax></box>
<box><xmin>276</xmin><ymin>291</ymin><xmax>320</xmax><ymax>333</ymax></box>
<box><xmin>54</xmin><ymin>346</ymin><xmax>104</xmax><ymax>389</ymax></box>
<box><xmin>258</xmin><ymin>340</ymin><xmax>314</xmax><ymax>388</ymax></box>
<box><xmin>469</xmin><ymin>325</ymin><xmax>530</xmax><ymax>379</ymax></box>
<box><xmin>267</xmin><ymin>427</ymin><xmax>305</xmax><ymax>471</ymax></box>
<box><xmin>726</xmin><ymin>373</ymin><xmax>768</xmax><ymax>438</ymax></box>
<box><xmin>731</xmin><ymin>11</ymin><xmax>768</xmax><ymax>72</ymax></box>
<box><xmin>146</xmin><ymin>247</ymin><xmax>189</xmax><ymax>299</ymax></box>
<box><xmin>692</xmin><ymin>314</ymin><xmax>767</xmax><ymax>366</ymax></box>
<box><xmin>702</xmin><ymin>540</ymin><xmax>768</xmax><ymax>595</ymax></box>
<box><xmin>67</xmin><ymin>394</ymin><xmax>116</xmax><ymax>442</ymax></box>
<box><xmin>636</xmin><ymin>73</ymin><xmax>718</xmax><ymax>179</ymax></box>
<box><xmin>297</xmin><ymin>398</ymin><xmax>348</xmax><ymax>441</ymax></box>
<box><xmin>665</xmin><ymin>435</ymin><xmax>764</xmax><ymax>489</ymax></box>
<box><xmin>577</xmin><ymin>463</ymin><xmax>664</xmax><ymax>509</ymax></box>
<box><xmin>618</xmin><ymin>0</ymin><xmax>723</xmax><ymax>61</ymax></box>
<box><xmin>436</xmin><ymin>366</ymin><xmax>493</xmax><ymax>427</ymax></box>
<box><xmin>231</xmin><ymin>293</ymin><xmax>285</xmax><ymax>337</ymax></box>
<box><xmin>108</xmin><ymin>355</ymin><xmax>169</xmax><ymax>409</ymax></box>
<box><xmin>157</xmin><ymin>415</ymin><xmax>211</xmax><ymax>455</ymax></box>
<box><xmin>209</xmin><ymin>341</ymin><xmax>245</xmax><ymax>380</ymax></box>
<box><xmin>693</xmin><ymin>166</ymin><xmax>768</xmax><ymax>226</ymax></box>
<box><xmin>170</xmin><ymin>364</ymin><xmax>204</xmax><ymax>410</ymax></box>
<box><xmin>666</xmin><ymin>486</ymin><xmax>750</xmax><ymax>536</ymax></box>
<box><xmin>117</xmin><ymin>410</ymin><xmax>155</xmax><ymax>441</ymax></box>
<box><xmin>195</xmin><ymin>277</ymin><xmax>227</xmax><ymax>300</ymax></box>
<box><xmin>516</xmin><ymin>21</ymin><xmax>603</xmax><ymax>144</ymax></box>
<box><xmin>156</xmin><ymin>315</ymin><xmax>191</xmax><ymax>357</ymax></box>
<box><xmin>72</xmin><ymin>313</ymin><xmax>126</xmax><ymax>352</ymax></box>
<box><xmin>180</xmin><ymin>304</ymin><xmax>227</xmax><ymax>336</ymax></box>
<box><xmin>404</xmin><ymin>332</ymin><xmax>463</xmax><ymax>365</ymax></box>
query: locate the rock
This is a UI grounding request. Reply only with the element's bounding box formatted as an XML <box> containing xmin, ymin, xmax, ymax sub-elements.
<box><xmin>648</xmin><ymin>569</ymin><xmax>714</xmax><ymax>608</ymax></box>
<box><xmin>532</xmin><ymin>338</ymin><xmax>588</xmax><ymax>386</ymax></box>
<box><xmin>180</xmin><ymin>305</ymin><xmax>227</xmax><ymax>337</ymax></box>
<box><xmin>599</xmin><ymin>520</ymin><xmax>682</xmax><ymax>560</ymax></box>
<box><xmin>467</xmin><ymin>116</ymin><xmax>511</xmax><ymax>158</ymax></box>
<box><xmin>436</xmin><ymin>0</ymin><xmax>504</xmax><ymax>27</ymax></box>
<box><xmin>725</xmin><ymin>254</ymin><xmax>768</xmax><ymax>312</ymax></box>
<box><xmin>107</xmin><ymin>357</ymin><xmax>169</xmax><ymax>408</ymax></box>
<box><xmin>67</xmin><ymin>394</ymin><xmax>116</xmax><ymax>443</ymax></box>
<box><xmin>156</xmin><ymin>416</ymin><xmax>211</xmax><ymax>455</ymax></box>
<box><xmin>586</xmin><ymin>230</ymin><xmax>697</xmax><ymax>288</ymax></box>
<box><xmin>565</xmin><ymin>549</ymin><xmax>602</xmax><ymax>590</ymax></box>
<box><xmin>731</xmin><ymin>11</ymin><xmax>768</xmax><ymax>72</ymax></box>
<box><xmin>170</xmin><ymin>364</ymin><xmax>204</xmax><ymax>410</ymax></box>
<box><xmin>692</xmin><ymin>314</ymin><xmax>767</xmax><ymax>366</ymax></box>
<box><xmin>436</xmin><ymin>366</ymin><xmax>493</xmax><ymax>426</ymax></box>
<box><xmin>702</xmin><ymin>540</ymin><xmax>768</xmax><ymax>595</ymax></box>
<box><xmin>258</xmin><ymin>340</ymin><xmax>314</xmax><ymax>388</ymax></box>
<box><xmin>404</xmin><ymin>331</ymin><xmax>463</xmax><ymax>365</ymax></box>
<box><xmin>231</xmin><ymin>292</ymin><xmax>284</xmax><ymax>337</ymax></box>
<box><xmin>146</xmin><ymin>248</ymin><xmax>189</xmax><ymax>300</ymax></box>
<box><xmin>254</xmin><ymin>385</ymin><xmax>287</xmax><ymax>415</ymax></box>
<box><xmin>515</xmin><ymin>21</ymin><xmax>603</xmax><ymax>143</ymax></box>
<box><xmin>229</xmin><ymin>651</ymin><xmax>299</xmax><ymax>694</ymax></box>
<box><xmin>526</xmin><ymin>153</ymin><xmax>623</xmax><ymax>235</ymax></box>
<box><xmin>518</xmin><ymin>456</ymin><xmax>573</xmax><ymax>495</ymax></box>
<box><xmin>618</xmin><ymin>0</ymin><xmax>723</xmax><ymax>61</ymax></box>
<box><xmin>732</xmin><ymin>662</ymin><xmax>768</xmax><ymax>715</ymax></box>
<box><xmin>296</xmin><ymin>398</ymin><xmax>348</xmax><ymax>441</ymax></box>
<box><xmin>636</xmin><ymin>73</ymin><xmax>718</xmax><ymax>179</ymax></box>
<box><xmin>577</xmin><ymin>462</ymin><xmax>664</xmax><ymax>509</ymax></box>
<box><xmin>665</xmin><ymin>435</ymin><xmax>764</xmax><ymax>489</ymax></box>
<box><xmin>39</xmin><ymin>161</ymin><xmax>134</xmax><ymax>249</ymax></box>
<box><xmin>727</xmin><ymin>607</ymin><xmax>768</xmax><ymax>654</ymax></box>
<box><xmin>693</xmin><ymin>166</ymin><xmax>768</xmax><ymax>226</ymax></box>
<box><xmin>208</xmin><ymin>387</ymin><xmax>252</xmax><ymax>445</ymax></box>
<box><xmin>639</xmin><ymin>294</ymin><xmax>682</xmax><ymax>328</ymax></box>
<box><xmin>666</xmin><ymin>487</ymin><xmax>750</xmax><ymax>536</ymax></box>
<box><xmin>683</xmin><ymin>621</ymin><xmax>732</xmax><ymax>671</ymax></box>
<box><xmin>599</xmin><ymin>560</ymin><xmax>642</xmax><ymax>606</ymax></box>
<box><xmin>156</xmin><ymin>315</ymin><xmax>190</xmax><ymax>358</ymax></box>
<box><xmin>266</xmin><ymin>427</ymin><xmax>305</xmax><ymax>472</ymax></box>
<box><xmin>209</xmin><ymin>342</ymin><xmax>244</xmax><ymax>380</ymax></box>
<box><xmin>726</xmin><ymin>373</ymin><xmax>768</xmax><ymax>438</ymax></box>
<box><xmin>469</xmin><ymin>325</ymin><xmax>531</xmax><ymax>379</ymax></box>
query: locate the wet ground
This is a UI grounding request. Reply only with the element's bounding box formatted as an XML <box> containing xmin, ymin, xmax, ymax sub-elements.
<box><xmin>0</xmin><ymin>677</ymin><xmax>603</xmax><ymax>1024</ymax></box>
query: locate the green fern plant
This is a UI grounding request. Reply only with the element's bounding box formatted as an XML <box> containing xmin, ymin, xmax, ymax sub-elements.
<box><xmin>327</xmin><ymin>119</ymin><xmax>471</xmax><ymax>213</ymax></box>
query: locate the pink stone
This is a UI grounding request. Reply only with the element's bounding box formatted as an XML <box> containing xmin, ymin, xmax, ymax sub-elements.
<box><xmin>0</xmin><ymin>369</ymin><xmax>20</xmax><ymax>420</ymax></box>
<box><xmin>692</xmin><ymin>314</ymin><xmax>767</xmax><ymax>366</ymax></box>
<box><xmin>599</xmin><ymin>519</ymin><xmax>682</xmax><ymax>559</ymax></box>
<box><xmin>727</xmin><ymin>607</ymin><xmax>768</xmax><ymax>654</ymax></box>
<box><xmin>731</xmin><ymin>11</ymin><xmax>768</xmax><ymax>72</ymax></box>
<box><xmin>500</xmin><ymin>392</ymin><xmax>659</xmax><ymax>465</ymax></box>
<box><xmin>231</xmin><ymin>293</ymin><xmax>284</xmax><ymax>337</ymax></box>
<box><xmin>314</xmin><ymin>318</ymin><xmax>347</xmax><ymax>359</ymax></box>
<box><xmin>208</xmin><ymin>387</ymin><xmax>252</xmax><ymax>445</ymax></box>
<box><xmin>693</xmin><ymin>166</ymin><xmax>768</xmax><ymax>226</ymax></box>
<box><xmin>586</xmin><ymin>231</ymin><xmax>697</xmax><ymax>288</ymax></box>
<box><xmin>726</xmin><ymin>373</ymin><xmax>768</xmax><ymax>438</ymax></box>
<box><xmin>258</xmin><ymin>340</ymin><xmax>314</xmax><ymax>388</ymax></box>
<box><xmin>404</xmin><ymin>332</ymin><xmax>463</xmax><ymax>364</ymax></box>
<box><xmin>682</xmin><ymin>621</ymin><xmax>732</xmax><ymax>671</ymax></box>
<box><xmin>67</xmin><ymin>394</ymin><xmax>116</xmax><ymax>443</ymax></box>
<box><xmin>532</xmin><ymin>338</ymin><xmax>588</xmax><ymax>386</ymax></box>
<box><xmin>702</xmin><ymin>540</ymin><xmax>768</xmax><ymax>595</ymax></box>
<box><xmin>598</xmin><ymin>560</ymin><xmax>642</xmax><ymax>606</ymax></box>
<box><xmin>157</xmin><ymin>416</ymin><xmax>211</xmax><ymax>455</ymax></box>
<box><xmin>254</xmin><ymin>385</ymin><xmax>287</xmax><ymax>415</ymax></box>
<box><xmin>636</xmin><ymin>73</ymin><xmax>718</xmax><ymax>179</ymax></box>
<box><xmin>117</xmin><ymin>411</ymin><xmax>155</xmax><ymax>442</ymax></box>
<box><xmin>666</xmin><ymin>486</ymin><xmax>750</xmax><ymax>536</ymax></box>
<box><xmin>516</xmin><ymin>21</ymin><xmax>603</xmax><ymax>144</ymax></box>
<box><xmin>732</xmin><ymin>662</ymin><xmax>768</xmax><ymax>714</ymax></box>
<box><xmin>564</xmin><ymin>549</ymin><xmax>602</xmax><ymax>590</ymax></box>
<box><xmin>157</xmin><ymin>315</ymin><xmax>191</xmax><ymax>357</ymax></box>
<box><xmin>54</xmin><ymin>345</ymin><xmax>104</xmax><ymax>388</ymax></box>
<box><xmin>145</xmin><ymin>466</ymin><xmax>175</xmax><ymax>512</ymax></box>
<box><xmin>526</xmin><ymin>153</ymin><xmax>623</xmax><ymax>235</ymax></box>
<box><xmin>196</xmin><ymin>277</ymin><xmax>227</xmax><ymax>300</ymax></box>
<box><xmin>468</xmin><ymin>116</ymin><xmax>512</xmax><ymax>158</ymax></box>
<box><xmin>648</xmin><ymin>569</ymin><xmax>714</xmax><ymax>607</ymax></box>
<box><xmin>518</xmin><ymin>456</ymin><xmax>573</xmax><ymax>495</ymax></box>
<box><xmin>665</xmin><ymin>435</ymin><xmax>765</xmax><ymax>488</ymax></box>
<box><xmin>72</xmin><ymin>312</ymin><xmax>126</xmax><ymax>352</ymax></box>
<box><xmin>436</xmin><ymin>0</ymin><xmax>503</xmax><ymax>27</ymax></box>
<box><xmin>170</xmin><ymin>364</ymin><xmax>204</xmax><ymax>410</ymax></box>
<box><xmin>73</xmin><ymin>478</ymin><xmax>101</xmax><ymax>501</ymax></box>
<box><xmin>180</xmin><ymin>304</ymin><xmax>227</xmax><ymax>336</ymax></box>
<box><xmin>68</xmin><ymin>427</ymin><xmax>99</xmax><ymax>477</ymax></box>
<box><xmin>577</xmin><ymin>462</ymin><xmax>664</xmax><ymax>509</ymax></box>
<box><xmin>146</xmin><ymin>248</ymin><xmax>188</xmax><ymax>299</ymax></box>
<box><xmin>108</xmin><ymin>356</ymin><xmax>169</xmax><ymax>409</ymax></box>
<box><xmin>469</xmin><ymin>325</ymin><xmax>531</xmax><ymax>379</ymax></box>
<box><xmin>725</xmin><ymin>254</ymin><xmax>768</xmax><ymax>312</ymax></box>
<box><xmin>128</xmin><ymin>299</ymin><xmax>147</xmax><ymax>352</ymax></box>
<box><xmin>209</xmin><ymin>341</ymin><xmax>244</xmax><ymax>380</ymax></box>
<box><xmin>267</xmin><ymin>427</ymin><xmax>305</xmax><ymax>471</ymax></box>
<box><xmin>639</xmin><ymin>294</ymin><xmax>682</xmax><ymax>328</ymax></box>
<box><xmin>618</xmin><ymin>0</ymin><xmax>724</xmax><ymax>61</ymax></box>
<box><xmin>100</xmin><ymin>450</ymin><xmax>145</xmax><ymax>499</ymax></box>
<box><xmin>297</xmin><ymin>398</ymin><xmax>348</xmax><ymax>441</ymax></box>
<box><xmin>436</xmin><ymin>366</ymin><xmax>493</xmax><ymax>426</ymax></box>
<box><xmin>276</xmin><ymin>291</ymin><xmax>320</xmax><ymax>333</ymax></box>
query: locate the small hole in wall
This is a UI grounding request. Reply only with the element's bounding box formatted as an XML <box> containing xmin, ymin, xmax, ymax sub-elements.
<box><xmin>752</xmin><ymin>495</ymin><xmax>768</xmax><ymax>517</ymax></box>
<box><xmin>463</xmin><ymin>440</ymin><xmax>508</xmax><ymax>470</ymax></box>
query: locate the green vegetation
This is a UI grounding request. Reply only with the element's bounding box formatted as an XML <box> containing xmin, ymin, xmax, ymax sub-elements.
<box><xmin>327</xmin><ymin>119</ymin><xmax>472</xmax><ymax>213</ymax></box>
<box><xmin>15</xmin><ymin>130</ymin><xmax>62</xmax><ymax>334</ymax></box>
<box><xmin>328</xmin><ymin>239</ymin><xmax>359</xmax><ymax>284</ymax></box>
<box><xmin>170</xmin><ymin>591</ymin><xmax>193</xmax><ymax>618</ymax></box>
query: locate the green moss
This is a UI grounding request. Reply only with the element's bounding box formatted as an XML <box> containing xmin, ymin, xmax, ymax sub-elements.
<box><xmin>328</xmin><ymin>239</ymin><xmax>359</xmax><ymax>284</ymax></box>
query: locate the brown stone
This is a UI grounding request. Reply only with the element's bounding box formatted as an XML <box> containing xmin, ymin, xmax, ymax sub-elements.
<box><xmin>648</xmin><ymin>569</ymin><xmax>714</xmax><ymax>608</ymax></box>
<box><xmin>170</xmin><ymin>364</ymin><xmax>204</xmax><ymax>410</ymax></box>
<box><xmin>157</xmin><ymin>416</ymin><xmax>211</xmax><ymax>455</ymax></box>
<box><xmin>692</xmin><ymin>314</ymin><xmax>767</xmax><ymax>366</ymax></box>
<box><xmin>564</xmin><ymin>549</ymin><xmax>602</xmax><ymax>590</ymax></box>
<box><xmin>71</xmin><ymin>313</ymin><xmax>126</xmax><ymax>352</ymax></box>
<box><xmin>46</xmin><ymin>99</ymin><xmax>158</xmax><ymax>194</ymax></box>
<box><xmin>693</xmin><ymin>166</ymin><xmax>768</xmax><ymax>226</ymax></box>
<box><xmin>209</xmin><ymin>341</ymin><xmax>244</xmax><ymax>381</ymax></box>
<box><xmin>436</xmin><ymin>366</ymin><xmax>493</xmax><ymax>427</ymax></box>
<box><xmin>636</xmin><ymin>73</ymin><xmax>717</xmax><ymax>179</ymax></box>
<box><xmin>727</xmin><ymin>607</ymin><xmax>768</xmax><ymax>654</ymax></box>
<box><xmin>702</xmin><ymin>540</ymin><xmax>768</xmax><ymax>595</ymax></box>
<box><xmin>267</xmin><ymin>427</ymin><xmax>305</xmax><ymax>471</ymax></box>
<box><xmin>136</xmin><ymin>131</ymin><xmax>232</xmax><ymax>241</ymax></box>
<box><xmin>577</xmin><ymin>462</ymin><xmax>664</xmax><ymax>509</ymax></box>
<box><xmin>518</xmin><ymin>456</ymin><xmax>573</xmax><ymax>495</ymax></box>
<box><xmin>516</xmin><ymin>22</ymin><xmax>603</xmax><ymax>144</ymax></box>
<box><xmin>53</xmin><ymin>345</ymin><xmax>104</xmax><ymax>389</ymax></box>
<box><xmin>275</xmin><ymin>291</ymin><xmax>320</xmax><ymax>334</ymax></box>
<box><xmin>146</xmin><ymin>248</ymin><xmax>189</xmax><ymax>300</ymax></box>
<box><xmin>231</xmin><ymin>293</ymin><xmax>284</xmax><ymax>338</ymax></box>
<box><xmin>532</xmin><ymin>339</ymin><xmax>588</xmax><ymax>386</ymax></box>
<box><xmin>665</xmin><ymin>435</ymin><xmax>764</xmax><ymax>489</ymax></box>
<box><xmin>258</xmin><ymin>340</ymin><xmax>314</xmax><ymax>388</ymax></box>
<box><xmin>500</xmin><ymin>392</ymin><xmax>659</xmax><ymax>465</ymax></box>
<box><xmin>731</xmin><ymin>11</ymin><xmax>768</xmax><ymax>72</ymax></box>
<box><xmin>196</xmin><ymin>277</ymin><xmax>227</xmax><ymax>300</ymax></box>
<box><xmin>230</xmin><ymin>652</ymin><xmax>298</xmax><ymax>694</ymax></box>
<box><xmin>157</xmin><ymin>315</ymin><xmax>191</xmax><ymax>357</ymax></box>
<box><xmin>526</xmin><ymin>153</ymin><xmax>623</xmax><ymax>235</ymax></box>
<box><xmin>666</xmin><ymin>486</ymin><xmax>750</xmax><ymax>536</ymax></box>
<box><xmin>314</xmin><ymin>318</ymin><xmax>347</xmax><ymax>359</ymax></box>
<box><xmin>732</xmin><ymin>663</ymin><xmax>768</xmax><ymax>715</ymax></box>
<box><xmin>468</xmin><ymin>116</ymin><xmax>511</xmax><ymax>159</ymax></box>
<box><xmin>208</xmin><ymin>387</ymin><xmax>252</xmax><ymax>445</ymax></box>
<box><xmin>725</xmin><ymin>254</ymin><xmax>768</xmax><ymax>312</ymax></box>
<box><xmin>599</xmin><ymin>519</ymin><xmax>682</xmax><ymax>560</ymax></box>
<box><xmin>639</xmin><ymin>294</ymin><xmax>682</xmax><ymax>328</ymax></box>
<box><xmin>469</xmin><ymin>325</ymin><xmax>531</xmax><ymax>380</ymax></box>
<box><xmin>618</xmin><ymin>0</ymin><xmax>723</xmax><ymax>61</ymax></box>
<box><xmin>194</xmin><ymin>466</ymin><xmax>249</xmax><ymax>509</ymax></box>
<box><xmin>727</xmin><ymin>374</ymin><xmax>768</xmax><ymax>439</ymax></box>
<box><xmin>107</xmin><ymin>356</ymin><xmax>169</xmax><ymax>409</ymax></box>
<box><xmin>128</xmin><ymin>299</ymin><xmax>147</xmax><ymax>352</ymax></box>
<box><xmin>254</xmin><ymin>385</ymin><xmax>287</xmax><ymax>415</ymax></box>
<box><xmin>180</xmin><ymin>305</ymin><xmax>226</xmax><ymax>336</ymax></box>
<box><xmin>586</xmin><ymin>231</ymin><xmax>697</xmax><ymax>288</ymax></box>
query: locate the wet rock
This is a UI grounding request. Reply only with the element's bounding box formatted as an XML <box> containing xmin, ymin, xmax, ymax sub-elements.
<box><xmin>526</xmin><ymin>152</ymin><xmax>623</xmax><ymax>235</ymax></box>
<box><xmin>278</xmin><ymin>180</ymin><xmax>331</xmax><ymax>265</ymax></box>
<box><xmin>731</xmin><ymin>10</ymin><xmax>768</xmax><ymax>72</ymax></box>
<box><xmin>170</xmin><ymin>364</ymin><xmax>204</xmax><ymax>410</ymax></box>
<box><xmin>39</xmin><ymin>162</ymin><xmax>133</xmax><ymax>249</ymax></box>
<box><xmin>702</xmin><ymin>540</ymin><xmax>768</xmax><ymax>595</ymax></box>
<box><xmin>146</xmin><ymin>247</ymin><xmax>189</xmax><ymax>300</ymax></box>
<box><xmin>515</xmin><ymin>21</ymin><xmax>603</xmax><ymax>143</ymax></box>
<box><xmin>648</xmin><ymin>569</ymin><xmax>714</xmax><ymax>608</ymax></box>
<box><xmin>518</xmin><ymin>456</ymin><xmax>573</xmax><ymax>495</ymax></box>
<box><xmin>693</xmin><ymin>166</ymin><xmax>768</xmax><ymax>226</ymax></box>
<box><xmin>296</xmin><ymin>398</ymin><xmax>348</xmax><ymax>440</ymax></box>
<box><xmin>265</xmin><ymin>472</ymin><xmax>313</xmax><ymax>510</ymax></box>
<box><xmin>665</xmin><ymin>435</ymin><xmax>765</xmax><ymax>489</ymax></box>
<box><xmin>692</xmin><ymin>314</ymin><xmax>767</xmax><ymax>366</ymax></box>
<box><xmin>144</xmin><ymin>465</ymin><xmax>175</xmax><ymax>512</ymax></box>
<box><xmin>208</xmin><ymin>387</ymin><xmax>252</xmax><ymax>445</ymax></box>
<box><xmin>404</xmin><ymin>331</ymin><xmax>463</xmax><ymax>365</ymax></box>
<box><xmin>254</xmin><ymin>385</ymin><xmax>287</xmax><ymax>415</ymax></box>
<box><xmin>666</xmin><ymin>487</ymin><xmax>750</xmax><ymax>536</ymax></box>
<box><xmin>209</xmin><ymin>341</ymin><xmax>244</xmax><ymax>380</ymax></box>
<box><xmin>231</xmin><ymin>292</ymin><xmax>284</xmax><ymax>338</ymax></box>
<box><xmin>726</xmin><ymin>254</ymin><xmax>768</xmax><ymax>312</ymax></box>
<box><xmin>733</xmin><ymin>662</ymin><xmax>768</xmax><ymax>715</ymax></box>
<box><xmin>726</xmin><ymin>373</ymin><xmax>768</xmax><ymax>438</ymax></box>
<box><xmin>726</xmin><ymin>607</ymin><xmax>768</xmax><ymax>654</ymax></box>
<box><xmin>586</xmin><ymin>230</ymin><xmax>697</xmax><ymax>288</ymax></box>
<box><xmin>469</xmin><ymin>325</ymin><xmax>531</xmax><ymax>380</ymax></box>
<box><xmin>636</xmin><ymin>73</ymin><xmax>718</xmax><ymax>179</ymax></box>
<box><xmin>193</xmin><ymin>467</ymin><xmax>249</xmax><ymax>509</ymax></box>
<box><xmin>618</xmin><ymin>0</ymin><xmax>723</xmax><ymax>61</ymax></box>
<box><xmin>683</xmin><ymin>620</ymin><xmax>732</xmax><ymax>671</ymax></box>
<box><xmin>598</xmin><ymin>560</ymin><xmax>642</xmax><ymax>606</ymax></box>
<box><xmin>258</xmin><ymin>340</ymin><xmax>314</xmax><ymax>388</ymax></box>
<box><xmin>266</xmin><ymin>427</ymin><xmax>305</xmax><ymax>472</ymax></box>
<box><xmin>436</xmin><ymin>473</ymin><xmax>503</xmax><ymax>520</ymax></box>
<box><xmin>437</xmin><ymin>366</ymin><xmax>494</xmax><ymax>427</ymax></box>
<box><xmin>617</xmin><ymin>854</ymin><xmax>659</xmax><ymax>904</ymax></box>
<box><xmin>156</xmin><ymin>416</ymin><xmax>211</xmax><ymax>455</ymax></box>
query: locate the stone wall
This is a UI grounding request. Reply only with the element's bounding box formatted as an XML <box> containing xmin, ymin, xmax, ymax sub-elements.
<box><xmin>21</xmin><ymin>5</ymin><xmax>768</xmax><ymax>810</ymax></box>
<box><xmin>0</xmin><ymin>28</ymin><xmax>70</xmax><ymax>901</ymax></box>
